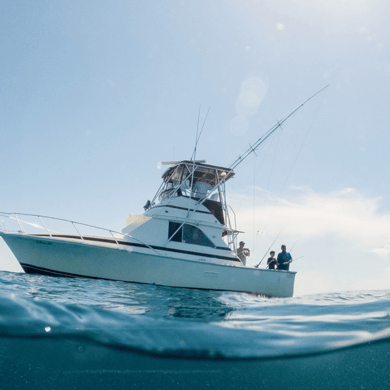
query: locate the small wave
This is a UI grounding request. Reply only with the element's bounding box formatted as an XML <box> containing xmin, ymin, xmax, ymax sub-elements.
<box><xmin>0</xmin><ymin>271</ymin><xmax>390</xmax><ymax>359</ymax></box>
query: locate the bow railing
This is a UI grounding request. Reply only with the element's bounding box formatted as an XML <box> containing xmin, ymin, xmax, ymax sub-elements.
<box><xmin>0</xmin><ymin>212</ymin><xmax>162</xmax><ymax>255</ymax></box>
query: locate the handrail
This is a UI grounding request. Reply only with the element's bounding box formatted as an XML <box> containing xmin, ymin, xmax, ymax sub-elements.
<box><xmin>0</xmin><ymin>211</ymin><xmax>162</xmax><ymax>256</ymax></box>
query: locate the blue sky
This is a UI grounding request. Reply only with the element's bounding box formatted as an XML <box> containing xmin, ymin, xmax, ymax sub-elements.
<box><xmin>1</xmin><ymin>0</ymin><xmax>389</xmax><ymax>294</ymax></box>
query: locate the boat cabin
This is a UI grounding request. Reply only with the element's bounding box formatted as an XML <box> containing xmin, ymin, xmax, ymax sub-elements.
<box><xmin>122</xmin><ymin>160</ymin><xmax>241</xmax><ymax>254</ymax></box>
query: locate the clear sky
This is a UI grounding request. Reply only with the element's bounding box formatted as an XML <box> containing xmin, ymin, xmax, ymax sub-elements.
<box><xmin>1</xmin><ymin>0</ymin><xmax>389</xmax><ymax>295</ymax></box>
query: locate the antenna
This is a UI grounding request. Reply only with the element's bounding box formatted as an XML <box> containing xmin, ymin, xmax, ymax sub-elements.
<box><xmin>191</xmin><ymin>106</ymin><xmax>210</xmax><ymax>162</ymax></box>
<box><xmin>230</xmin><ymin>85</ymin><xmax>329</xmax><ymax>170</ymax></box>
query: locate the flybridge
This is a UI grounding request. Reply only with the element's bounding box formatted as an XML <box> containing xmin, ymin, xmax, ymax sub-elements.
<box><xmin>148</xmin><ymin>160</ymin><xmax>235</xmax><ymax>210</ymax></box>
<box><xmin>147</xmin><ymin>160</ymin><xmax>238</xmax><ymax>249</ymax></box>
<box><xmin>162</xmin><ymin>160</ymin><xmax>234</xmax><ymax>187</ymax></box>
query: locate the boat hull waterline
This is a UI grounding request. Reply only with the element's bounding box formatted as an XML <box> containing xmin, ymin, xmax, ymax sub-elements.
<box><xmin>1</xmin><ymin>233</ymin><xmax>295</xmax><ymax>297</ymax></box>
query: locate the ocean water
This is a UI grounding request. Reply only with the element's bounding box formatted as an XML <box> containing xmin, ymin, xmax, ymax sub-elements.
<box><xmin>1</xmin><ymin>271</ymin><xmax>389</xmax><ymax>389</ymax></box>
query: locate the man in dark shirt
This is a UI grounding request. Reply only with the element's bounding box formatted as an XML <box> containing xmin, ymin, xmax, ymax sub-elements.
<box><xmin>277</xmin><ymin>245</ymin><xmax>292</xmax><ymax>271</ymax></box>
<box><xmin>267</xmin><ymin>251</ymin><xmax>277</xmax><ymax>269</ymax></box>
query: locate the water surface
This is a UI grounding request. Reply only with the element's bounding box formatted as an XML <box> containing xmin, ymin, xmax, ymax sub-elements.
<box><xmin>1</xmin><ymin>271</ymin><xmax>389</xmax><ymax>389</ymax></box>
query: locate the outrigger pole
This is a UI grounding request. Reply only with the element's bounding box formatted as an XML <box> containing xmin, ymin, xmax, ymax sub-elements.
<box><xmin>229</xmin><ymin>85</ymin><xmax>329</xmax><ymax>170</ymax></box>
<box><xmin>164</xmin><ymin>86</ymin><xmax>328</xmax><ymax>248</ymax></box>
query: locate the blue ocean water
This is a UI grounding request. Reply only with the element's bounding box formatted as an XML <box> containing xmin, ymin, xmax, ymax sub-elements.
<box><xmin>1</xmin><ymin>270</ymin><xmax>390</xmax><ymax>389</ymax></box>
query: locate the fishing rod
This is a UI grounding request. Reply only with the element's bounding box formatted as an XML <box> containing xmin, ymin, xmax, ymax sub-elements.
<box><xmin>229</xmin><ymin>85</ymin><xmax>329</xmax><ymax>170</ymax></box>
<box><xmin>290</xmin><ymin>241</ymin><xmax>297</xmax><ymax>252</ymax></box>
<box><xmin>252</xmin><ymin>230</ymin><xmax>263</xmax><ymax>254</ymax></box>
<box><xmin>254</xmin><ymin>228</ymin><xmax>282</xmax><ymax>268</ymax></box>
<box><xmin>265</xmin><ymin>255</ymin><xmax>303</xmax><ymax>269</ymax></box>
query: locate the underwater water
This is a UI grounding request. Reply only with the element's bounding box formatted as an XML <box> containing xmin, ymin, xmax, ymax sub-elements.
<box><xmin>0</xmin><ymin>270</ymin><xmax>389</xmax><ymax>390</ymax></box>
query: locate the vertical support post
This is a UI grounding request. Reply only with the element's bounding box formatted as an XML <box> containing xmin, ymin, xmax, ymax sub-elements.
<box><xmin>72</xmin><ymin>222</ymin><xmax>85</xmax><ymax>243</ymax></box>
<box><xmin>222</xmin><ymin>182</ymin><xmax>236</xmax><ymax>253</ymax></box>
<box><xmin>110</xmin><ymin>231</ymin><xmax>119</xmax><ymax>246</ymax></box>
<box><xmin>187</xmin><ymin>162</ymin><xmax>198</xmax><ymax>214</ymax></box>
<box><xmin>39</xmin><ymin>217</ymin><xmax>52</xmax><ymax>238</ymax></box>
<box><xmin>15</xmin><ymin>214</ymin><xmax>25</xmax><ymax>234</ymax></box>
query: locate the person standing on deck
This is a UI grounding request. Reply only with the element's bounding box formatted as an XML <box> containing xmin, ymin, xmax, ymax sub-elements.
<box><xmin>237</xmin><ymin>241</ymin><xmax>250</xmax><ymax>266</ymax></box>
<box><xmin>267</xmin><ymin>251</ymin><xmax>277</xmax><ymax>269</ymax></box>
<box><xmin>277</xmin><ymin>245</ymin><xmax>292</xmax><ymax>271</ymax></box>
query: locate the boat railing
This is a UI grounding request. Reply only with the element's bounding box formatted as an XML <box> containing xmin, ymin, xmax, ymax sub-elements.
<box><xmin>0</xmin><ymin>212</ymin><xmax>162</xmax><ymax>256</ymax></box>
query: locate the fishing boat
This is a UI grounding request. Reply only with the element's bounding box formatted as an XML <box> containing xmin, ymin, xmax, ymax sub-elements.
<box><xmin>0</xmin><ymin>158</ymin><xmax>295</xmax><ymax>297</ymax></box>
<box><xmin>0</xmin><ymin>88</ymin><xmax>328</xmax><ymax>297</ymax></box>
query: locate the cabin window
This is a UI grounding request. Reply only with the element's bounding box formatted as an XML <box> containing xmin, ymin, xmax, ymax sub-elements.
<box><xmin>168</xmin><ymin>222</ymin><xmax>182</xmax><ymax>243</ymax></box>
<box><xmin>168</xmin><ymin>222</ymin><xmax>214</xmax><ymax>248</ymax></box>
<box><xmin>183</xmin><ymin>224</ymin><xmax>214</xmax><ymax>247</ymax></box>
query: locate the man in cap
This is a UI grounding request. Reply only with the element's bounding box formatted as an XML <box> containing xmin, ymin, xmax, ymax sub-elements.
<box><xmin>237</xmin><ymin>241</ymin><xmax>250</xmax><ymax>266</ymax></box>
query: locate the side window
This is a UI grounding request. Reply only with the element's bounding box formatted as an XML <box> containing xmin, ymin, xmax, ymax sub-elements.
<box><xmin>183</xmin><ymin>224</ymin><xmax>214</xmax><ymax>248</ymax></box>
<box><xmin>168</xmin><ymin>222</ymin><xmax>182</xmax><ymax>242</ymax></box>
<box><xmin>168</xmin><ymin>222</ymin><xmax>215</xmax><ymax>247</ymax></box>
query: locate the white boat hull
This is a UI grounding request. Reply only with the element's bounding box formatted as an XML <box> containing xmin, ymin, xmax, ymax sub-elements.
<box><xmin>1</xmin><ymin>232</ymin><xmax>295</xmax><ymax>297</ymax></box>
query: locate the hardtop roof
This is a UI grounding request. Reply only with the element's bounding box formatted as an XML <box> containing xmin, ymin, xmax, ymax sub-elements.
<box><xmin>162</xmin><ymin>160</ymin><xmax>235</xmax><ymax>185</ymax></box>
